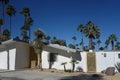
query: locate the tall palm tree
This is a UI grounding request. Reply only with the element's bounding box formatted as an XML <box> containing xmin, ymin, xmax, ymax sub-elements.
<box><xmin>77</xmin><ymin>24</ymin><xmax>85</xmax><ymax>50</ymax></box>
<box><xmin>20</xmin><ymin>7</ymin><xmax>30</xmax><ymax>41</ymax></box>
<box><xmin>45</xmin><ymin>35</ymin><xmax>51</xmax><ymax>44</ymax></box>
<box><xmin>3</xmin><ymin>29</ymin><xmax>10</xmax><ymax>41</ymax></box>
<box><xmin>68</xmin><ymin>44</ymin><xmax>75</xmax><ymax>49</ymax></box>
<box><xmin>97</xmin><ymin>39</ymin><xmax>101</xmax><ymax>51</ymax></box>
<box><xmin>20</xmin><ymin>7</ymin><xmax>30</xmax><ymax>23</ymax></box>
<box><xmin>21</xmin><ymin>29</ymin><xmax>29</xmax><ymax>42</ymax></box>
<box><xmin>26</xmin><ymin>17</ymin><xmax>33</xmax><ymax>40</ymax></box>
<box><xmin>108</xmin><ymin>34</ymin><xmax>117</xmax><ymax>50</ymax></box>
<box><xmin>72</xmin><ymin>36</ymin><xmax>77</xmax><ymax>45</ymax></box>
<box><xmin>32</xmin><ymin>28</ymin><xmax>45</xmax><ymax>70</ymax></box>
<box><xmin>0</xmin><ymin>0</ymin><xmax>9</xmax><ymax>35</ymax></box>
<box><xmin>84</xmin><ymin>21</ymin><xmax>100</xmax><ymax>50</ymax></box>
<box><xmin>0</xmin><ymin>19</ymin><xmax>3</xmax><ymax>33</ymax></box>
<box><xmin>0</xmin><ymin>18</ymin><xmax>3</xmax><ymax>41</ymax></box>
<box><xmin>105</xmin><ymin>39</ymin><xmax>110</xmax><ymax>50</ymax></box>
<box><xmin>6</xmin><ymin>4</ymin><xmax>16</xmax><ymax>37</ymax></box>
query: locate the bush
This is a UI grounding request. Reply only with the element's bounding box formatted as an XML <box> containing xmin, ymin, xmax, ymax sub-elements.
<box><xmin>65</xmin><ymin>69</ymin><xmax>72</xmax><ymax>72</ymax></box>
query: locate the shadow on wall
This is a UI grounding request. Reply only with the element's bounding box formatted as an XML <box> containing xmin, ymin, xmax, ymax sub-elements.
<box><xmin>48</xmin><ymin>53</ymin><xmax>57</xmax><ymax>69</ymax></box>
<box><xmin>59</xmin><ymin>74</ymin><xmax>105</xmax><ymax>80</ymax></box>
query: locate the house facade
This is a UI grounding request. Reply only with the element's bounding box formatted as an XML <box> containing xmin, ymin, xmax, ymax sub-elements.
<box><xmin>41</xmin><ymin>44</ymin><xmax>120</xmax><ymax>73</ymax></box>
<box><xmin>0</xmin><ymin>40</ymin><xmax>120</xmax><ymax>73</ymax></box>
<box><xmin>0</xmin><ymin>40</ymin><xmax>30</xmax><ymax>70</ymax></box>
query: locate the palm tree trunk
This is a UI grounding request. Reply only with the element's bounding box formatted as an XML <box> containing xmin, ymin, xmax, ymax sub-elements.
<box><xmin>82</xmin><ymin>33</ymin><xmax>84</xmax><ymax>50</ymax></box>
<box><xmin>89</xmin><ymin>37</ymin><xmax>93</xmax><ymax>50</ymax></box>
<box><xmin>1</xmin><ymin>1</ymin><xmax>4</xmax><ymax>37</ymax></box>
<box><xmin>39</xmin><ymin>52</ymin><xmax>42</xmax><ymax>70</ymax></box>
<box><xmin>29</xmin><ymin>27</ymin><xmax>30</xmax><ymax>42</ymax></box>
<box><xmin>37</xmin><ymin>53</ymin><xmax>40</xmax><ymax>68</ymax></box>
<box><xmin>10</xmin><ymin>16</ymin><xmax>12</xmax><ymax>38</ymax></box>
<box><xmin>37</xmin><ymin>53</ymin><xmax>42</xmax><ymax>70</ymax></box>
<box><xmin>111</xmin><ymin>41</ymin><xmax>114</xmax><ymax>50</ymax></box>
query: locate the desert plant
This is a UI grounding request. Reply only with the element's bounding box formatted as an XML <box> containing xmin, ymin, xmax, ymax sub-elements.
<box><xmin>115</xmin><ymin>62</ymin><xmax>120</xmax><ymax>72</ymax></box>
<box><xmin>70</xmin><ymin>59</ymin><xmax>79</xmax><ymax>72</ymax></box>
<box><xmin>61</xmin><ymin>62</ymin><xmax>67</xmax><ymax>71</ymax></box>
<box><xmin>65</xmin><ymin>69</ymin><xmax>72</xmax><ymax>72</ymax></box>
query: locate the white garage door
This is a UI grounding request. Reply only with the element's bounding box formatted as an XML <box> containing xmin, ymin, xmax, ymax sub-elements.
<box><xmin>9</xmin><ymin>49</ymin><xmax>16</xmax><ymax>70</ymax></box>
<box><xmin>0</xmin><ymin>49</ymin><xmax>16</xmax><ymax>70</ymax></box>
<box><xmin>0</xmin><ymin>51</ymin><xmax>7</xmax><ymax>69</ymax></box>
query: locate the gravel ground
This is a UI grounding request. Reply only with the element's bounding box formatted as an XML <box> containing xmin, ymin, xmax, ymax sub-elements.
<box><xmin>0</xmin><ymin>69</ymin><xmax>119</xmax><ymax>80</ymax></box>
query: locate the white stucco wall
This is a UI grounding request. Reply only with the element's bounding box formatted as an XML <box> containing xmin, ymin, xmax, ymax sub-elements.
<box><xmin>96</xmin><ymin>52</ymin><xmax>120</xmax><ymax>72</ymax></box>
<box><xmin>76</xmin><ymin>52</ymin><xmax>87</xmax><ymax>72</ymax></box>
<box><xmin>42</xmin><ymin>50</ymin><xmax>87</xmax><ymax>72</ymax></box>
<box><xmin>15</xmin><ymin>42</ymin><xmax>30</xmax><ymax>69</ymax></box>
<box><xmin>42</xmin><ymin>50</ymin><xmax>73</xmax><ymax>70</ymax></box>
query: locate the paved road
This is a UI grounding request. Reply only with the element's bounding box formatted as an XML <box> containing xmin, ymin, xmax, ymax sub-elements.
<box><xmin>0</xmin><ymin>70</ymin><xmax>105</xmax><ymax>80</ymax></box>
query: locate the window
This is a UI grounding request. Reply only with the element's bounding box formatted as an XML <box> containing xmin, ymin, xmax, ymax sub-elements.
<box><xmin>104</xmin><ymin>53</ymin><xmax>106</xmax><ymax>57</ymax></box>
<box><xmin>118</xmin><ymin>54</ymin><xmax>120</xmax><ymax>58</ymax></box>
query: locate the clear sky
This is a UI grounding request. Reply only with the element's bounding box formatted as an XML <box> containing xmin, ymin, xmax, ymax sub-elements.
<box><xmin>2</xmin><ymin>0</ymin><xmax>120</xmax><ymax>48</ymax></box>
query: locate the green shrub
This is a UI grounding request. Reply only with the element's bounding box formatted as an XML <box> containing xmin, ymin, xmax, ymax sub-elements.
<box><xmin>65</xmin><ymin>69</ymin><xmax>72</xmax><ymax>72</ymax></box>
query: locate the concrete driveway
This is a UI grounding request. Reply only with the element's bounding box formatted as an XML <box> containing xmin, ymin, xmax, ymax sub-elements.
<box><xmin>0</xmin><ymin>70</ymin><xmax>70</xmax><ymax>80</ymax></box>
<box><xmin>0</xmin><ymin>69</ymin><xmax>106</xmax><ymax>80</ymax></box>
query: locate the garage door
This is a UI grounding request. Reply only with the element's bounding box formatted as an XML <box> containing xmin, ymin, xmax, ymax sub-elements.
<box><xmin>0</xmin><ymin>49</ymin><xmax>16</xmax><ymax>70</ymax></box>
<box><xmin>0</xmin><ymin>51</ymin><xmax>7</xmax><ymax>69</ymax></box>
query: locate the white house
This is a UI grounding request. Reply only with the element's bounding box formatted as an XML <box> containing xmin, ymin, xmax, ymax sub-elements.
<box><xmin>42</xmin><ymin>44</ymin><xmax>120</xmax><ymax>73</ymax></box>
<box><xmin>0</xmin><ymin>40</ymin><xmax>30</xmax><ymax>70</ymax></box>
<box><xmin>0</xmin><ymin>40</ymin><xmax>120</xmax><ymax>73</ymax></box>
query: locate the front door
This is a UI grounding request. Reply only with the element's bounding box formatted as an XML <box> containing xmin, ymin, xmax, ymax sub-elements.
<box><xmin>87</xmin><ymin>53</ymin><xmax>96</xmax><ymax>72</ymax></box>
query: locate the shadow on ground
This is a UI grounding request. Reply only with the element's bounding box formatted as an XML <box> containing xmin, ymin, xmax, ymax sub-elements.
<box><xmin>60</xmin><ymin>74</ymin><xmax>105</xmax><ymax>80</ymax></box>
<box><xmin>0</xmin><ymin>77</ymin><xmax>25</xmax><ymax>80</ymax></box>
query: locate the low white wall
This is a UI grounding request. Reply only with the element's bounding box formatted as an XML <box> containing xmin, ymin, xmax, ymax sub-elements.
<box><xmin>96</xmin><ymin>52</ymin><xmax>120</xmax><ymax>72</ymax></box>
<box><xmin>42</xmin><ymin>51</ymin><xmax>87</xmax><ymax>72</ymax></box>
<box><xmin>77</xmin><ymin>52</ymin><xmax>87</xmax><ymax>72</ymax></box>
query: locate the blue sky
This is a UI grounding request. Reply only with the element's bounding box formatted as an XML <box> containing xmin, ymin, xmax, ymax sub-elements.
<box><xmin>2</xmin><ymin>0</ymin><xmax>120</xmax><ymax>48</ymax></box>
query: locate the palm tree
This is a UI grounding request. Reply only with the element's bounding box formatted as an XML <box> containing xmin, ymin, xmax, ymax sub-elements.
<box><xmin>3</xmin><ymin>29</ymin><xmax>10</xmax><ymax>41</ymax></box>
<box><xmin>21</xmin><ymin>29</ymin><xmax>29</xmax><ymax>42</ymax></box>
<box><xmin>105</xmin><ymin>39</ymin><xmax>110</xmax><ymax>50</ymax></box>
<box><xmin>72</xmin><ymin>36</ymin><xmax>77</xmax><ymax>48</ymax></box>
<box><xmin>97</xmin><ymin>39</ymin><xmax>101</xmax><ymax>51</ymax></box>
<box><xmin>20</xmin><ymin>7</ymin><xmax>31</xmax><ymax>41</ymax></box>
<box><xmin>84</xmin><ymin>21</ymin><xmax>100</xmax><ymax>50</ymax></box>
<box><xmin>44</xmin><ymin>35</ymin><xmax>51</xmax><ymax>44</ymax></box>
<box><xmin>26</xmin><ymin>17</ymin><xmax>33</xmax><ymax>40</ymax></box>
<box><xmin>108</xmin><ymin>34</ymin><xmax>117</xmax><ymax>50</ymax></box>
<box><xmin>20</xmin><ymin>7</ymin><xmax>30</xmax><ymax>23</ymax></box>
<box><xmin>0</xmin><ymin>0</ymin><xmax>9</xmax><ymax>35</ymax></box>
<box><xmin>32</xmin><ymin>28</ymin><xmax>45</xmax><ymax>70</ymax></box>
<box><xmin>77</xmin><ymin>24</ymin><xmax>85</xmax><ymax>50</ymax></box>
<box><xmin>0</xmin><ymin>18</ymin><xmax>3</xmax><ymax>42</ymax></box>
<box><xmin>68</xmin><ymin>44</ymin><xmax>75</xmax><ymax>49</ymax></box>
<box><xmin>115</xmin><ymin>42</ymin><xmax>120</xmax><ymax>50</ymax></box>
<box><xmin>0</xmin><ymin>19</ymin><xmax>3</xmax><ymax>34</ymax></box>
<box><xmin>6</xmin><ymin>4</ymin><xmax>16</xmax><ymax>37</ymax></box>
